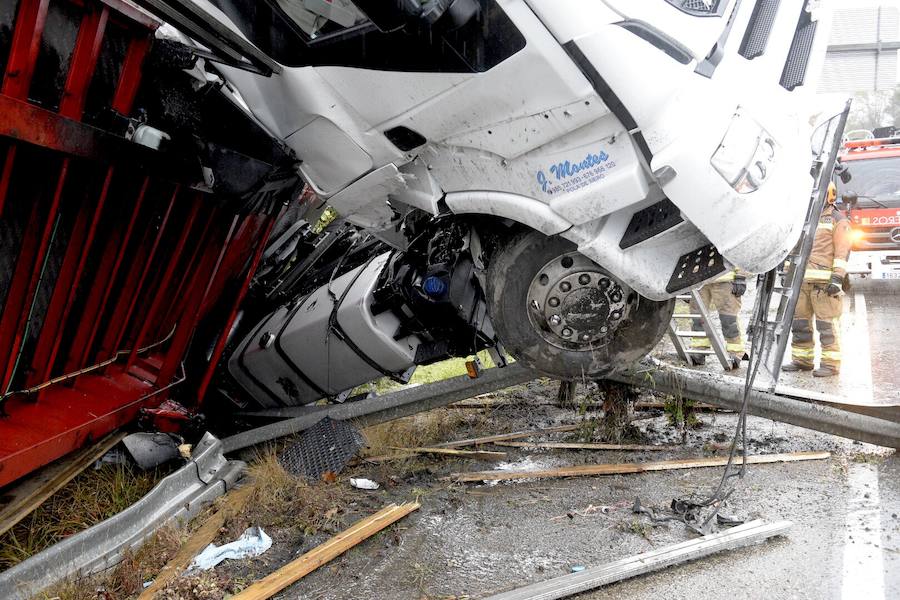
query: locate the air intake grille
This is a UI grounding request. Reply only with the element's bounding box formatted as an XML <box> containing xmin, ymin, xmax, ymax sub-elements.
<box><xmin>740</xmin><ymin>0</ymin><xmax>781</xmax><ymax>59</ymax></box>
<box><xmin>780</xmin><ymin>5</ymin><xmax>817</xmax><ymax>90</ymax></box>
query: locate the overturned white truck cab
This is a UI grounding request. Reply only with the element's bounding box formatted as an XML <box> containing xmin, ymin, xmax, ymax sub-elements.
<box><xmin>160</xmin><ymin>0</ymin><xmax>832</xmax><ymax>408</ymax></box>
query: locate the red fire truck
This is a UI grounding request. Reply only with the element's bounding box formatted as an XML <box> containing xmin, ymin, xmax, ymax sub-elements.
<box><xmin>839</xmin><ymin>132</ymin><xmax>900</xmax><ymax>279</ymax></box>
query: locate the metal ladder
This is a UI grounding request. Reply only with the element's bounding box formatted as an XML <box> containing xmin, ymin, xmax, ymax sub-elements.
<box><xmin>668</xmin><ymin>290</ymin><xmax>735</xmax><ymax>370</ymax></box>
<box><xmin>749</xmin><ymin>101</ymin><xmax>852</xmax><ymax>392</ymax></box>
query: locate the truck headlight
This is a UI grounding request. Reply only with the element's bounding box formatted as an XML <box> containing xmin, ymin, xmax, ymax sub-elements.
<box><xmin>710</xmin><ymin>111</ymin><xmax>777</xmax><ymax>194</ymax></box>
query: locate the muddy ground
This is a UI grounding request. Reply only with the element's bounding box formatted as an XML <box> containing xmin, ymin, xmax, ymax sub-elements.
<box><xmin>203</xmin><ymin>377</ymin><xmax>898</xmax><ymax>600</ymax></box>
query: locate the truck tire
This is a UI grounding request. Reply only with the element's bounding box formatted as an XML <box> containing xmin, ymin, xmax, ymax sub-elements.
<box><xmin>486</xmin><ymin>230</ymin><xmax>674</xmax><ymax>380</ymax></box>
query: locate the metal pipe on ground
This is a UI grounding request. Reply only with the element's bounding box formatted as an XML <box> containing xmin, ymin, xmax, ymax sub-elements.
<box><xmin>609</xmin><ymin>361</ymin><xmax>900</xmax><ymax>450</ymax></box>
<box><xmin>221</xmin><ymin>364</ymin><xmax>538</xmax><ymax>454</ymax></box>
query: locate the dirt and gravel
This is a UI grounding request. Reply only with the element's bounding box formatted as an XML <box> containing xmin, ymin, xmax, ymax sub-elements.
<box><xmin>193</xmin><ymin>376</ymin><xmax>898</xmax><ymax>600</ymax></box>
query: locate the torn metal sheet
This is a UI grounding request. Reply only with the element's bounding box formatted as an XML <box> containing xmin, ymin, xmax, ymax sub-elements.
<box><xmin>0</xmin><ymin>433</ymin><xmax>244</xmax><ymax>600</ymax></box>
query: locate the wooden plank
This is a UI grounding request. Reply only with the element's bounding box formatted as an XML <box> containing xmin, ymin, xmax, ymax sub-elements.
<box><xmin>363</xmin><ymin>447</ymin><xmax>507</xmax><ymax>464</ymax></box>
<box><xmin>138</xmin><ymin>484</ymin><xmax>255</xmax><ymax>599</ymax></box>
<box><xmin>0</xmin><ymin>431</ymin><xmax>126</xmax><ymax>537</ymax></box>
<box><xmin>446</xmin><ymin>451</ymin><xmax>831</xmax><ymax>482</ymax></box>
<box><xmin>232</xmin><ymin>502</ymin><xmax>420</xmax><ymax>599</ymax></box>
<box><xmin>494</xmin><ymin>442</ymin><xmax>681</xmax><ymax>452</ymax></box>
<box><xmin>484</xmin><ymin>519</ymin><xmax>793</xmax><ymax>600</ymax></box>
<box><xmin>434</xmin><ymin>425</ymin><xmax>580</xmax><ymax>449</ymax></box>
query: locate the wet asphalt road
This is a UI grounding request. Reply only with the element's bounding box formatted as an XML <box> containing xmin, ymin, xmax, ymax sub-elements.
<box><xmin>265</xmin><ymin>278</ymin><xmax>900</xmax><ymax>600</ymax></box>
<box><xmin>855</xmin><ymin>278</ymin><xmax>900</xmax><ymax>405</ymax></box>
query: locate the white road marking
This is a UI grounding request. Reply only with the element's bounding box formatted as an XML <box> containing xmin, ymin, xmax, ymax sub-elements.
<box><xmin>841</xmin><ymin>463</ymin><xmax>886</xmax><ymax>600</ymax></box>
<box><xmin>838</xmin><ymin>293</ymin><xmax>874</xmax><ymax>404</ymax></box>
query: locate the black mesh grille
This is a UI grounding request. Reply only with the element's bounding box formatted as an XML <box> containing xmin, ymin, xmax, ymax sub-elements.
<box><xmin>682</xmin><ymin>0</ymin><xmax>720</xmax><ymax>12</ymax></box>
<box><xmin>740</xmin><ymin>0</ymin><xmax>781</xmax><ymax>60</ymax></box>
<box><xmin>620</xmin><ymin>199</ymin><xmax>684</xmax><ymax>249</ymax></box>
<box><xmin>278</xmin><ymin>417</ymin><xmax>364</xmax><ymax>481</ymax></box>
<box><xmin>666</xmin><ymin>244</ymin><xmax>727</xmax><ymax>293</ymax></box>
<box><xmin>780</xmin><ymin>5</ymin><xmax>817</xmax><ymax>91</ymax></box>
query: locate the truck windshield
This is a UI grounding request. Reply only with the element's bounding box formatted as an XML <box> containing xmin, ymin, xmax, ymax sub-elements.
<box><xmin>207</xmin><ymin>0</ymin><xmax>525</xmax><ymax>73</ymax></box>
<box><xmin>839</xmin><ymin>156</ymin><xmax>900</xmax><ymax>203</ymax></box>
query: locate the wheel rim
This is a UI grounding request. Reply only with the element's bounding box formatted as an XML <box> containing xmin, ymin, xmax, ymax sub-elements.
<box><xmin>526</xmin><ymin>252</ymin><xmax>635</xmax><ymax>351</ymax></box>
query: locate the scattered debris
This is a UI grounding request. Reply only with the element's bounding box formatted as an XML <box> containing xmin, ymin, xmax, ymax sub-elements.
<box><xmin>279</xmin><ymin>417</ymin><xmax>364</xmax><ymax>481</ymax></box>
<box><xmin>138</xmin><ymin>485</ymin><xmax>254</xmax><ymax>599</ymax></box>
<box><xmin>122</xmin><ymin>432</ymin><xmax>183</xmax><ymax>470</ymax></box>
<box><xmin>483</xmin><ymin>519</ymin><xmax>793</xmax><ymax>600</ymax></box>
<box><xmin>446</xmin><ymin>451</ymin><xmax>831</xmax><ymax>483</ymax></box>
<box><xmin>349</xmin><ymin>478</ymin><xmax>380</xmax><ymax>490</ymax></box>
<box><xmin>188</xmin><ymin>526</ymin><xmax>272</xmax><ymax>571</ymax></box>
<box><xmin>435</xmin><ymin>425</ymin><xmax>580</xmax><ymax>449</ymax></box>
<box><xmin>494</xmin><ymin>442</ymin><xmax>681</xmax><ymax>452</ymax></box>
<box><xmin>231</xmin><ymin>502</ymin><xmax>420</xmax><ymax>599</ymax></box>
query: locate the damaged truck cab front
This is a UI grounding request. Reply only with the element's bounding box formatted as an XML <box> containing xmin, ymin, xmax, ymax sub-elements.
<box><xmin>158</xmin><ymin>0</ymin><xmax>834</xmax><ymax>404</ymax></box>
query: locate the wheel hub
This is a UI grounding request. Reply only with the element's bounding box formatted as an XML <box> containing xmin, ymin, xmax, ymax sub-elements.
<box><xmin>527</xmin><ymin>253</ymin><xmax>633</xmax><ymax>351</ymax></box>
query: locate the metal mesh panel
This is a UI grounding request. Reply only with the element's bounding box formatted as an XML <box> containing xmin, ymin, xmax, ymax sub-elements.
<box><xmin>739</xmin><ymin>0</ymin><xmax>780</xmax><ymax>60</ymax></box>
<box><xmin>278</xmin><ymin>417</ymin><xmax>364</xmax><ymax>481</ymax></box>
<box><xmin>780</xmin><ymin>9</ymin><xmax>818</xmax><ymax>91</ymax></box>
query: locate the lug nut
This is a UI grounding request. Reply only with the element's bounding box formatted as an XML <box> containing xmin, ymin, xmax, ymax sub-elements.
<box><xmin>581</xmin><ymin>334</ymin><xmax>591</xmax><ymax>342</ymax></box>
<box><xmin>611</xmin><ymin>292</ymin><xmax>623</xmax><ymax>303</ymax></box>
<box><xmin>549</xmin><ymin>297</ymin><xmax>560</xmax><ymax>308</ymax></box>
<box><xmin>600</xmin><ymin>326</ymin><xmax>609</xmax><ymax>334</ymax></box>
<box><xmin>579</xmin><ymin>274</ymin><xmax>591</xmax><ymax>285</ymax></box>
<box><xmin>611</xmin><ymin>310</ymin><xmax>622</xmax><ymax>320</ymax></box>
<box><xmin>561</xmin><ymin>328</ymin><xmax>573</xmax><ymax>337</ymax></box>
<box><xmin>560</xmin><ymin>282</ymin><xmax>572</xmax><ymax>292</ymax></box>
<box><xmin>599</xmin><ymin>278</ymin><xmax>610</xmax><ymax>290</ymax></box>
<box><xmin>549</xmin><ymin>315</ymin><xmax>562</xmax><ymax>326</ymax></box>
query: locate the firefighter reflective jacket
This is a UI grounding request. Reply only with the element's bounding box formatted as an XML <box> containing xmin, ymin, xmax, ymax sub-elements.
<box><xmin>804</xmin><ymin>208</ymin><xmax>852</xmax><ymax>283</ymax></box>
<box><xmin>713</xmin><ymin>268</ymin><xmax>749</xmax><ymax>283</ymax></box>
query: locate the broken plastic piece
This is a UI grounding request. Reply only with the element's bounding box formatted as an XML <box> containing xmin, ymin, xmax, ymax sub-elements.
<box><xmin>189</xmin><ymin>526</ymin><xmax>272</xmax><ymax>571</ymax></box>
<box><xmin>350</xmin><ymin>478</ymin><xmax>380</xmax><ymax>490</ymax></box>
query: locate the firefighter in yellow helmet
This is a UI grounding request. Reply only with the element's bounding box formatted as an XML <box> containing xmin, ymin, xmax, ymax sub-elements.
<box><xmin>688</xmin><ymin>268</ymin><xmax>748</xmax><ymax>370</ymax></box>
<box><xmin>782</xmin><ymin>182</ymin><xmax>852</xmax><ymax>377</ymax></box>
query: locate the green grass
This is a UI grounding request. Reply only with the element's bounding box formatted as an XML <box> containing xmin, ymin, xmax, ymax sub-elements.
<box><xmin>0</xmin><ymin>463</ymin><xmax>168</xmax><ymax>570</ymax></box>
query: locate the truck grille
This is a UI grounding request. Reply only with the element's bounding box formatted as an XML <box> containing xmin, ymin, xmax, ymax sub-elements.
<box><xmin>740</xmin><ymin>0</ymin><xmax>781</xmax><ymax>59</ymax></box>
<box><xmin>780</xmin><ymin>3</ymin><xmax>817</xmax><ymax>90</ymax></box>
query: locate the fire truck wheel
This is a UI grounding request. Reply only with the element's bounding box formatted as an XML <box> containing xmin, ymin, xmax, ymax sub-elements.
<box><xmin>485</xmin><ymin>230</ymin><xmax>674</xmax><ymax>380</ymax></box>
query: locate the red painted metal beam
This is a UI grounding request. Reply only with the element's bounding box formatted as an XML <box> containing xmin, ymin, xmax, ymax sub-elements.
<box><xmin>0</xmin><ymin>144</ymin><xmax>17</xmax><ymax>216</ymax></box>
<box><xmin>99</xmin><ymin>184</ymin><xmax>179</xmax><ymax>366</ymax></box>
<box><xmin>59</xmin><ymin>5</ymin><xmax>109</xmax><ymax>120</ymax></box>
<box><xmin>0</xmin><ymin>160</ymin><xmax>69</xmax><ymax>393</ymax></box>
<box><xmin>110</xmin><ymin>35</ymin><xmax>150</xmax><ymax>115</ymax></box>
<box><xmin>0</xmin><ymin>367</ymin><xmax>158</xmax><ymax>488</ymax></box>
<box><xmin>158</xmin><ymin>207</ymin><xmax>218</xmax><ymax>335</ymax></box>
<box><xmin>24</xmin><ymin>182</ymin><xmax>97</xmax><ymax>388</ymax></box>
<box><xmin>67</xmin><ymin>176</ymin><xmax>150</xmax><ymax>374</ymax></box>
<box><xmin>195</xmin><ymin>213</ymin><xmax>278</xmax><ymax>405</ymax></box>
<box><xmin>125</xmin><ymin>196</ymin><xmax>201</xmax><ymax>373</ymax></box>
<box><xmin>157</xmin><ymin>214</ymin><xmax>239</xmax><ymax>386</ymax></box>
<box><xmin>2</xmin><ymin>0</ymin><xmax>51</xmax><ymax>100</ymax></box>
<box><xmin>31</xmin><ymin>168</ymin><xmax>115</xmax><ymax>395</ymax></box>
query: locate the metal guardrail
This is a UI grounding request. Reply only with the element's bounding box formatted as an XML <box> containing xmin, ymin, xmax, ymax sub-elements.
<box><xmin>0</xmin><ymin>433</ymin><xmax>244</xmax><ymax>600</ymax></box>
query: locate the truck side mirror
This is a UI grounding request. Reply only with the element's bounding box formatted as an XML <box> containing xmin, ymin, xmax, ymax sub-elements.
<box><xmin>834</xmin><ymin>160</ymin><xmax>852</xmax><ymax>184</ymax></box>
<box><xmin>841</xmin><ymin>191</ymin><xmax>859</xmax><ymax>208</ymax></box>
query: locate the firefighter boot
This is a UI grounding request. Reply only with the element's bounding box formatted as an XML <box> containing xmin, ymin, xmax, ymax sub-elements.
<box><xmin>782</xmin><ymin>361</ymin><xmax>813</xmax><ymax>372</ymax></box>
<box><xmin>813</xmin><ymin>365</ymin><xmax>839</xmax><ymax>378</ymax></box>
